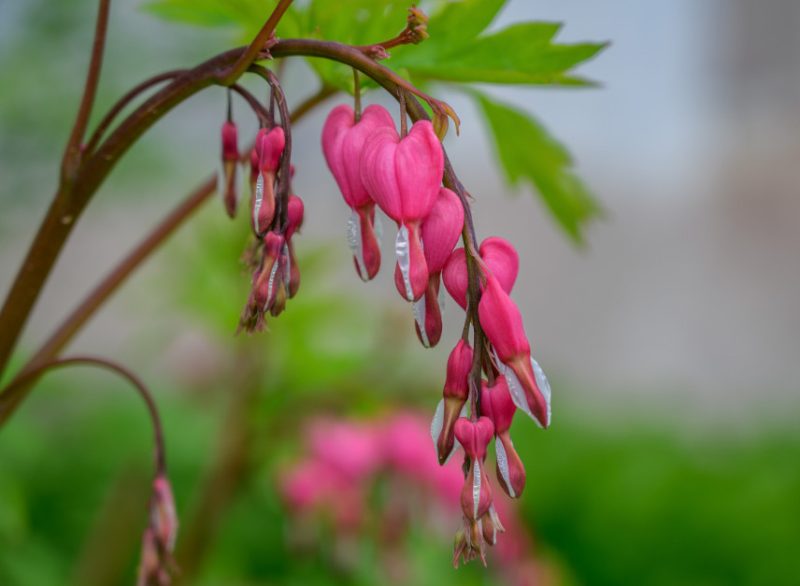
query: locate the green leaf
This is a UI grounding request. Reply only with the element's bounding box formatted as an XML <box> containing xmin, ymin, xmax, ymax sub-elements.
<box><xmin>401</xmin><ymin>22</ymin><xmax>608</xmax><ymax>85</ymax></box>
<box><xmin>476</xmin><ymin>93</ymin><xmax>602</xmax><ymax>243</ymax></box>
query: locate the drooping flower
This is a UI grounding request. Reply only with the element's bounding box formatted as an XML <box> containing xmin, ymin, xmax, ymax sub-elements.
<box><xmin>430</xmin><ymin>340</ymin><xmax>473</xmax><ymax>464</ymax></box>
<box><xmin>442</xmin><ymin>237</ymin><xmax>519</xmax><ymax>310</ymax></box>
<box><xmin>400</xmin><ymin>187</ymin><xmax>464</xmax><ymax>346</ymax></box>
<box><xmin>360</xmin><ymin>119</ymin><xmax>444</xmax><ymax>301</ymax></box>
<box><xmin>322</xmin><ymin>104</ymin><xmax>395</xmax><ymax>281</ymax></box>
<box><xmin>481</xmin><ymin>376</ymin><xmax>526</xmax><ymax>498</ymax></box>
<box><xmin>285</xmin><ymin>194</ymin><xmax>304</xmax><ymax>298</ymax></box>
<box><xmin>136</xmin><ymin>474</ymin><xmax>178</xmax><ymax>586</ymax></box>
<box><xmin>252</xmin><ymin>126</ymin><xmax>285</xmax><ymax>236</ymax></box>
<box><xmin>220</xmin><ymin>120</ymin><xmax>239</xmax><ymax>218</ymax></box>
<box><xmin>239</xmin><ymin>231</ymin><xmax>286</xmax><ymax>332</ymax></box>
<box><xmin>478</xmin><ymin>274</ymin><xmax>551</xmax><ymax>429</ymax></box>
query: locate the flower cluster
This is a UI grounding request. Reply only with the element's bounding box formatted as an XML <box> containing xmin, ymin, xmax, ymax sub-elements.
<box><xmin>319</xmin><ymin>100</ymin><xmax>552</xmax><ymax>563</ymax></box>
<box><xmin>215</xmin><ymin>46</ymin><xmax>551</xmax><ymax>565</ymax></box>
<box><xmin>281</xmin><ymin>414</ymin><xmax>549</xmax><ymax>583</ymax></box>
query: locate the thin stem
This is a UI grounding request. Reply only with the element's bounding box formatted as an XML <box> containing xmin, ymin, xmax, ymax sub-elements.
<box><xmin>353</xmin><ymin>70</ymin><xmax>362</xmax><ymax>121</ymax></box>
<box><xmin>2</xmin><ymin>355</ymin><xmax>166</xmax><ymax>475</ymax></box>
<box><xmin>84</xmin><ymin>69</ymin><xmax>186</xmax><ymax>154</ymax></box>
<box><xmin>220</xmin><ymin>0</ymin><xmax>294</xmax><ymax>85</ymax></box>
<box><xmin>230</xmin><ymin>83</ymin><xmax>271</xmax><ymax>126</ymax></box>
<box><xmin>62</xmin><ymin>0</ymin><xmax>112</xmax><ymax>179</ymax></box>
<box><xmin>399</xmin><ymin>90</ymin><xmax>408</xmax><ymax>137</ymax></box>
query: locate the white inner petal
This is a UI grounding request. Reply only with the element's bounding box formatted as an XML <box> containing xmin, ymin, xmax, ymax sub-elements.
<box><xmin>395</xmin><ymin>225</ymin><xmax>414</xmax><ymax>301</ymax></box>
<box><xmin>264</xmin><ymin>260</ymin><xmax>280</xmax><ymax>311</ymax></box>
<box><xmin>495</xmin><ymin>438</ymin><xmax>515</xmax><ymax>498</ymax></box>
<box><xmin>501</xmin><ymin>359</ymin><xmax>536</xmax><ymax>422</ymax></box>
<box><xmin>472</xmin><ymin>463</ymin><xmax>482</xmax><ymax>519</ymax></box>
<box><xmin>346</xmin><ymin>209</ymin><xmax>367</xmax><ymax>281</ymax></box>
<box><xmin>430</xmin><ymin>399</ymin><xmax>445</xmax><ymax>449</ymax></box>
<box><xmin>253</xmin><ymin>172</ymin><xmax>264</xmax><ymax>232</ymax></box>
<box><xmin>531</xmin><ymin>356</ymin><xmax>552</xmax><ymax>426</ymax></box>
<box><xmin>281</xmin><ymin>243</ymin><xmax>291</xmax><ymax>285</ymax></box>
<box><xmin>412</xmin><ymin>297</ymin><xmax>430</xmax><ymax>347</ymax></box>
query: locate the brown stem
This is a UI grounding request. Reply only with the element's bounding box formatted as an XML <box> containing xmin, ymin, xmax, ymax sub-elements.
<box><xmin>219</xmin><ymin>0</ymin><xmax>294</xmax><ymax>85</ymax></box>
<box><xmin>353</xmin><ymin>69</ymin><xmax>362</xmax><ymax>121</ymax></box>
<box><xmin>230</xmin><ymin>83</ymin><xmax>271</xmax><ymax>125</ymax></box>
<box><xmin>1</xmin><ymin>355</ymin><xmax>166</xmax><ymax>475</ymax></box>
<box><xmin>62</xmin><ymin>0</ymin><xmax>111</xmax><ymax>180</ymax></box>
<box><xmin>84</xmin><ymin>69</ymin><xmax>186</xmax><ymax>154</ymax></box>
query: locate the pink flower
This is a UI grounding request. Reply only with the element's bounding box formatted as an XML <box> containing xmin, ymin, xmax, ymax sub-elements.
<box><xmin>478</xmin><ymin>274</ymin><xmax>551</xmax><ymax>429</ymax></box>
<box><xmin>481</xmin><ymin>377</ymin><xmax>526</xmax><ymax>498</ymax></box>
<box><xmin>220</xmin><ymin>120</ymin><xmax>239</xmax><ymax>218</ymax></box>
<box><xmin>399</xmin><ymin>187</ymin><xmax>464</xmax><ymax>347</ymax></box>
<box><xmin>308</xmin><ymin>420</ymin><xmax>382</xmax><ymax>481</ymax></box>
<box><xmin>360</xmin><ymin>120</ymin><xmax>444</xmax><ymax>301</ymax></box>
<box><xmin>431</xmin><ymin>340</ymin><xmax>473</xmax><ymax>464</ymax></box>
<box><xmin>443</xmin><ymin>236</ymin><xmax>519</xmax><ymax>310</ymax></box>
<box><xmin>322</xmin><ymin>104</ymin><xmax>395</xmax><ymax>281</ymax></box>
<box><xmin>252</xmin><ymin>127</ymin><xmax>286</xmax><ymax>235</ymax></box>
<box><xmin>285</xmin><ymin>194</ymin><xmax>304</xmax><ymax>298</ymax></box>
<box><xmin>454</xmin><ymin>417</ymin><xmax>495</xmax><ymax>521</ymax></box>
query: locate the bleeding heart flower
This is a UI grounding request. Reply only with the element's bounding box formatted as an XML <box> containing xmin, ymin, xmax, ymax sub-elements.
<box><xmin>360</xmin><ymin>120</ymin><xmax>444</xmax><ymax>301</ymax></box>
<box><xmin>220</xmin><ymin>120</ymin><xmax>239</xmax><ymax>218</ymax></box>
<box><xmin>239</xmin><ymin>231</ymin><xmax>286</xmax><ymax>332</ymax></box>
<box><xmin>322</xmin><ymin>104</ymin><xmax>395</xmax><ymax>281</ymax></box>
<box><xmin>442</xmin><ymin>237</ymin><xmax>519</xmax><ymax>310</ymax></box>
<box><xmin>285</xmin><ymin>194</ymin><xmax>304</xmax><ymax>298</ymax></box>
<box><xmin>430</xmin><ymin>340</ymin><xmax>473</xmax><ymax>464</ymax></box>
<box><xmin>454</xmin><ymin>416</ymin><xmax>495</xmax><ymax>521</ymax></box>
<box><xmin>481</xmin><ymin>377</ymin><xmax>526</xmax><ymax>498</ymax></box>
<box><xmin>252</xmin><ymin>127</ymin><xmax>285</xmax><ymax>235</ymax></box>
<box><xmin>478</xmin><ymin>274</ymin><xmax>551</xmax><ymax>429</ymax></box>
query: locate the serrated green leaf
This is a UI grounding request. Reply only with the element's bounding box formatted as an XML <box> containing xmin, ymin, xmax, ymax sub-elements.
<box><xmin>402</xmin><ymin>22</ymin><xmax>607</xmax><ymax>85</ymax></box>
<box><xmin>476</xmin><ymin>93</ymin><xmax>602</xmax><ymax>243</ymax></box>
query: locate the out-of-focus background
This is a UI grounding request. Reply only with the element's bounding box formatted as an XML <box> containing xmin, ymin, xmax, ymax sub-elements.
<box><xmin>1</xmin><ymin>1</ymin><xmax>799</xmax><ymax>585</ymax></box>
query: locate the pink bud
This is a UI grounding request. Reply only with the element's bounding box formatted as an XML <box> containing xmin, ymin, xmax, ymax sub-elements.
<box><xmin>432</xmin><ymin>340</ymin><xmax>473</xmax><ymax>464</ymax></box>
<box><xmin>221</xmin><ymin>121</ymin><xmax>238</xmax><ymax>162</ymax></box>
<box><xmin>286</xmin><ymin>194</ymin><xmax>304</xmax><ymax>240</ymax></box>
<box><xmin>413</xmin><ymin>273</ymin><xmax>443</xmax><ymax>348</ymax></box>
<box><xmin>258</xmin><ymin>126</ymin><xmax>285</xmax><ymax>174</ymax></box>
<box><xmin>442</xmin><ymin>237</ymin><xmax>519</xmax><ymax>310</ymax></box>
<box><xmin>361</xmin><ymin>120</ymin><xmax>444</xmax><ymax>300</ymax></box>
<box><xmin>478</xmin><ymin>275</ymin><xmax>550</xmax><ymax>428</ymax></box>
<box><xmin>287</xmin><ymin>241</ymin><xmax>301</xmax><ymax>299</ymax></box>
<box><xmin>151</xmin><ymin>475</ymin><xmax>178</xmax><ymax>552</ymax></box>
<box><xmin>454</xmin><ymin>417</ymin><xmax>494</xmax><ymax>521</ymax></box>
<box><xmin>253</xmin><ymin>232</ymin><xmax>285</xmax><ymax>311</ymax></box>
<box><xmin>220</xmin><ymin>121</ymin><xmax>239</xmax><ymax>218</ymax></box>
<box><xmin>421</xmin><ymin>187</ymin><xmax>464</xmax><ymax>274</ymax></box>
<box><xmin>480</xmin><ymin>376</ymin><xmax>516</xmax><ymax>435</ymax></box>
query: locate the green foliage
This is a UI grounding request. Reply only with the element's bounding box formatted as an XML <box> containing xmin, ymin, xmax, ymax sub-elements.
<box><xmin>143</xmin><ymin>0</ymin><xmax>607</xmax><ymax>243</ymax></box>
<box><xmin>477</xmin><ymin>93</ymin><xmax>603</xmax><ymax>243</ymax></box>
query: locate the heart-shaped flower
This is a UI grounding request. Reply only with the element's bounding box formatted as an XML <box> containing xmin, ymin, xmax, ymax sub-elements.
<box><xmin>322</xmin><ymin>104</ymin><xmax>395</xmax><ymax>281</ymax></box>
<box><xmin>481</xmin><ymin>377</ymin><xmax>526</xmax><ymax>498</ymax></box>
<box><xmin>442</xmin><ymin>237</ymin><xmax>519</xmax><ymax>310</ymax></box>
<box><xmin>430</xmin><ymin>340</ymin><xmax>473</xmax><ymax>464</ymax></box>
<box><xmin>454</xmin><ymin>416</ymin><xmax>495</xmax><ymax>521</ymax></box>
<box><xmin>360</xmin><ymin>120</ymin><xmax>444</xmax><ymax>301</ymax></box>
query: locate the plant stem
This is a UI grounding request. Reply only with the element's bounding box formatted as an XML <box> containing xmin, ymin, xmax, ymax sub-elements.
<box><xmin>2</xmin><ymin>355</ymin><xmax>166</xmax><ymax>475</ymax></box>
<box><xmin>62</xmin><ymin>0</ymin><xmax>111</xmax><ymax>180</ymax></box>
<box><xmin>84</xmin><ymin>69</ymin><xmax>187</xmax><ymax>154</ymax></box>
<box><xmin>219</xmin><ymin>0</ymin><xmax>294</xmax><ymax>85</ymax></box>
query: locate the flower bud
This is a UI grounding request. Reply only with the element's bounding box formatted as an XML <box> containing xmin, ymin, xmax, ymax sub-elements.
<box><xmin>220</xmin><ymin>120</ymin><xmax>239</xmax><ymax>218</ymax></box>
<box><xmin>478</xmin><ymin>275</ymin><xmax>551</xmax><ymax>429</ymax></box>
<box><xmin>431</xmin><ymin>341</ymin><xmax>473</xmax><ymax>464</ymax></box>
<box><xmin>442</xmin><ymin>237</ymin><xmax>519</xmax><ymax>310</ymax></box>
<box><xmin>360</xmin><ymin>120</ymin><xmax>444</xmax><ymax>300</ymax></box>
<box><xmin>322</xmin><ymin>104</ymin><xmax>394</xmax><ymax>281</ymax></box>
<box><xmin>454</xmin><ymin>416</ymin><xmax>494</xmax><ymax>521</ymax></box>
<box><xmin>412</xmin><ymin>274</ymin><xmax>443</xmax><ymax>348</ymax></box>
<box><xmin>252</xmin><ymin>127</ymin><xmax>285</xmax><ymax>235</ymax></box>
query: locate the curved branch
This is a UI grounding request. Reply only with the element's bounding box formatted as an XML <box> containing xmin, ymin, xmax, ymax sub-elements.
<box><xmin>62</xmin><ymin>0</ymin><xmax>112</xmax><ymax>179</ymax></box>
<box><xmin>2</xmin><ymin>355</ymin><xmax>166</xmax><ymax>474</ymax></box>
<box><xmin>85</xmin><ymin>69</ymin><xmax>186</xmax><ymax>154</ymax></box>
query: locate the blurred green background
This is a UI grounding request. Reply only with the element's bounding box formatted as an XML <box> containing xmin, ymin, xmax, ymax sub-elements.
<box><xmin>2</xmin><ymin>1</ymin><xmax>800</xmax><ymax>585</ymax></box>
